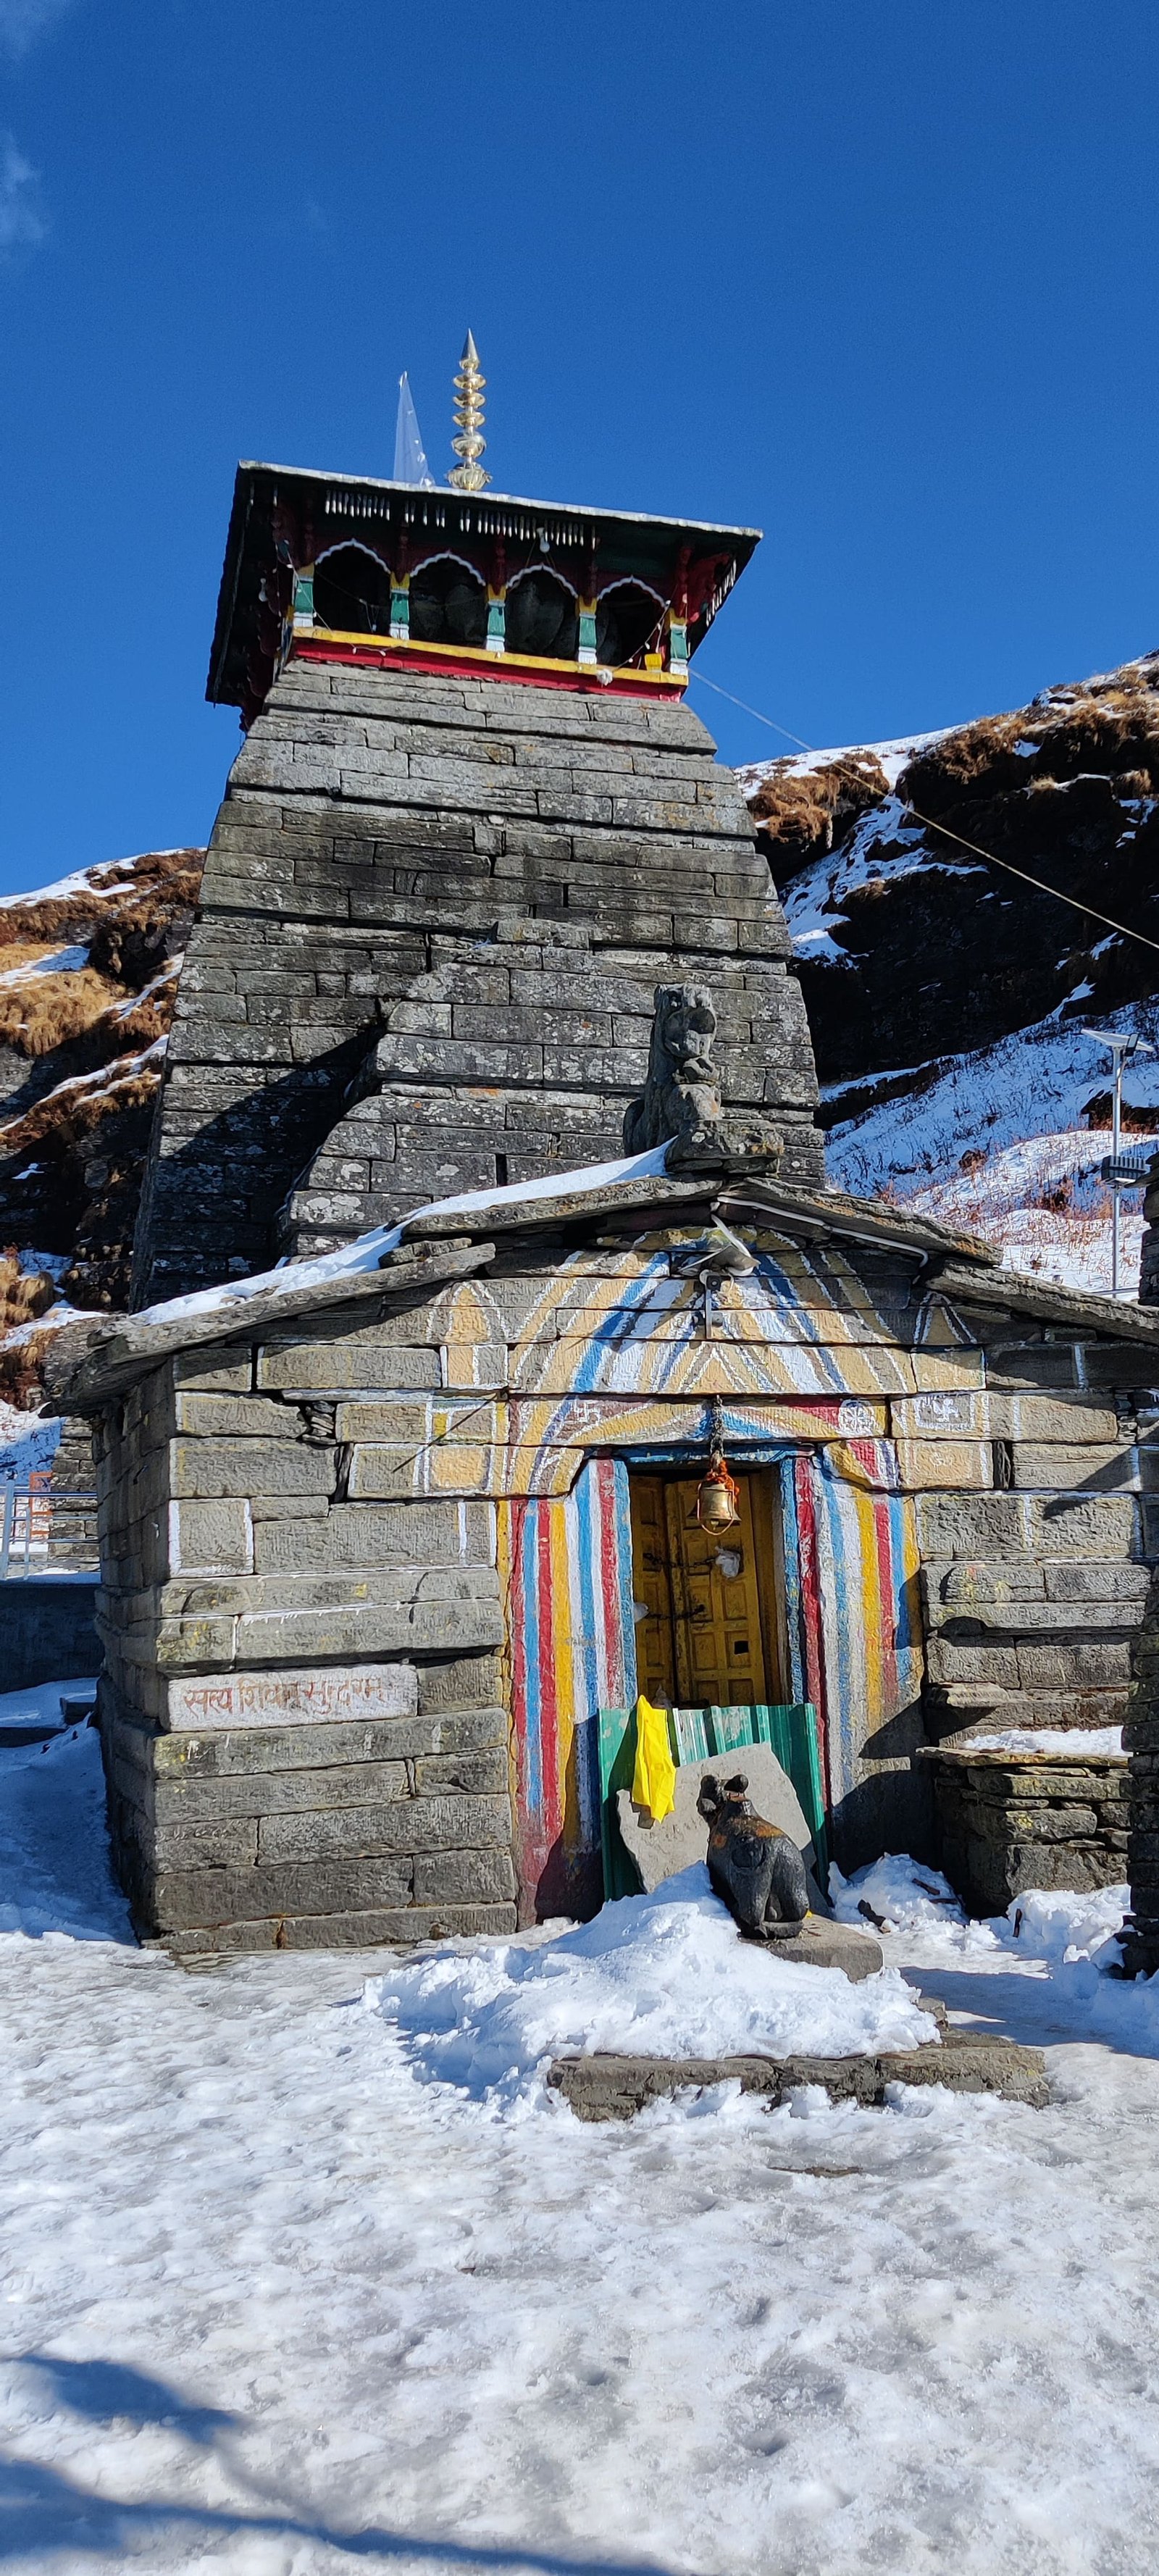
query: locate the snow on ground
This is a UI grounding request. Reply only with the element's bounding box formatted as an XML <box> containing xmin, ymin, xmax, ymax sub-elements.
<box><xmin>826</xmin><ymin>1000</ymin><xmax>1159</xmax><ymax>1295</ymax></box>
<box><xmin>734</xmin><ymin>728</ymin><xmax>953</xmax><ymax>798</ymax></box>
<box><xmin>0</xmin><ymin>1402</ymin><xmax>59</xmax><ymax>1484</ymax></box>
<box><xmin>0</xmin><ymin>853</ymin><xmax>193</xmax><ymax>913</ymax></box>
<box><xmin>965</xmin><ymin>1726</ymin><xmax>1124</xmax><ymax>1757</ymax></box>
<box><xmin>778</xmin><ymin>795</ymin><xmax>982</xmax><ymax>966</ymax></box>
<box><xmin>0</xmin><ymin>946</ymin><xmax>91</xmax><ymax>987</ymax></box>
<box><xmin>367</xmin><ymin>1868</ymin><xmax>937</xmax><ymax>2104</ymax></box>
<box><xmin>0</xmin><ymin>1673</ymin><xmax>97</xmax><ymax>1744</ymax></box>
<box><xmin>6</xmin><ymin>1724</ymin><xmax>1159</xmax><ymax>2571</ymax></box>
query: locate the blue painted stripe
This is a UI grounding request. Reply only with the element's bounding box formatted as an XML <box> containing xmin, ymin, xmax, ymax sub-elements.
<box><xmin>573</xmin><ymin>1461</ymin><xmax>601</xmax><ymax>1847</ymax></box>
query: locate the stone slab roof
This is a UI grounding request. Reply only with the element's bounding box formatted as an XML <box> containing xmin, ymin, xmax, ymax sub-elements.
<box><xmin>44</xmin><ymin>1152</ymin><xmax>1159</xmax><ymax>1413</ymax></box>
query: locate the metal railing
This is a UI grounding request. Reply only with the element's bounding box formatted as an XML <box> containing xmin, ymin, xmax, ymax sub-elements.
<box><xmin>0</xmin><ymin>1484</ymin><xmax>99</xmax><ymax>1578</ymax></box>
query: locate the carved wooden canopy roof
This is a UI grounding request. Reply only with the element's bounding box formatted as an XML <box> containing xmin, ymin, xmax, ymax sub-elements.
<box><xmin>206</xmin><ymin>461</ymin><xmax>762</xmax><ymax>721</ymax></box>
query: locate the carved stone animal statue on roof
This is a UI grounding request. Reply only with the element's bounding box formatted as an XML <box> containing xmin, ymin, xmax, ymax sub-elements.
<box><xmin>623</xmin><ymin>984</ymin><xmax>721</xmax><ymax>1156</ymax></box>
<box><xmin>624</xmin><ymin>982</ymin><xmax>784</xmax><ymax>1174</ymax></box>
<box><xmin>697</xmin><ymin>1770</ymin><xmax>811</xmax><ymax>1939</ymax></box>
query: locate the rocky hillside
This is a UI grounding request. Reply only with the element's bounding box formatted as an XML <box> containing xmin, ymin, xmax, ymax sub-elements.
<box><xmin>0</xmin><ymin>848</ymin><xmax>202</xmax><ymax>1401</ymax></box>
<box><xmin>740</xmin><ymin>651</ymin><xmax>1159</xmax><ymax>1295</ymax></box>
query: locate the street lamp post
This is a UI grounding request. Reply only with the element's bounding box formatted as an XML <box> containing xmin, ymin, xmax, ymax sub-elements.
<box><xmin>1084</xmin><ymin>1027</ymin><xmax>1156</xmax><ymax>1297</ymax></box>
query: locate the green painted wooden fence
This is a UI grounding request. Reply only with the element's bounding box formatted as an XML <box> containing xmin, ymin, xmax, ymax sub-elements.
<box><xmin>598</xmin><ymin>1700</ymin><xmax>827</xmax><ymax>1903</ymax></box>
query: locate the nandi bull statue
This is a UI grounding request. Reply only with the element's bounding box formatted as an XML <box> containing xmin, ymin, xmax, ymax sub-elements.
<box><xmin>697</xmin><ymin>1771</ymin><xmax>811</xmax><ymax>1940</ymax></box>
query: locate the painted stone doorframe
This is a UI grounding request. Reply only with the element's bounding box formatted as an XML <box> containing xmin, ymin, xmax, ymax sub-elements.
<box><xmin>498</xmin><ymin>1431</ymin><xmax>924</xmax><ymax>1921</ymax></box>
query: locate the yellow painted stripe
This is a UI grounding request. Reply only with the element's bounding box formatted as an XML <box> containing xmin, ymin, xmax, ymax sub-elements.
<box><xmin>294</xmin><ymin>631</ymin><xmax>684</xmax><ymax>688</ymax></box>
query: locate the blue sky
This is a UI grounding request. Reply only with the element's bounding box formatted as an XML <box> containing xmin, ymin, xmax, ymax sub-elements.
<box><xmin>1</xmin><ymin>0</ymin><xmax>1158</xmax><ymax>894</ymax></box>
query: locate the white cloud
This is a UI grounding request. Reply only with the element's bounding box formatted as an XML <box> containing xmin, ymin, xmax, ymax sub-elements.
<box><xmin>0</xmin><ymin>134</ymin><xmax>45</xmax><ymax>251</ymax></box>
<box><xmin>0</xmin><ymin>0</ymin><xmax>75</xmax><ymax>56</ymax></box>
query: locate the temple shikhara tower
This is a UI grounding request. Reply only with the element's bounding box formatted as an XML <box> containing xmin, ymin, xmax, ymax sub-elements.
<box><xmin>132</xmin><ymin>349</ymin><xmax>821</xmax><ymax>1304</ymax></box>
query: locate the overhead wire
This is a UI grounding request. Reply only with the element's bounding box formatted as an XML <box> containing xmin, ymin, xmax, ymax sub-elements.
<box><xmin>690</xmin><ymin>669</ymin><xmax>1159</xmax><ymax>960</ymax></box>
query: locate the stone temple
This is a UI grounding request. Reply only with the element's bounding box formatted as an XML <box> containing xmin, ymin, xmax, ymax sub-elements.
<box><xmin>48</xmin><ymin>387</ymin><xmax>1159</xmax><ymax>1958</ymax></box>
<box><xmin>131</xmin><ymin>456</ymin><xmax>821</xmax><ymax>1305</ymax></box>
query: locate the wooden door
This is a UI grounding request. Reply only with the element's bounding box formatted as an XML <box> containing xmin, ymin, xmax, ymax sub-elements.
<box><xmin>629</xmin><ymin>1470</ymin><xmax>782</xmax><ymax>1710</ymax></box>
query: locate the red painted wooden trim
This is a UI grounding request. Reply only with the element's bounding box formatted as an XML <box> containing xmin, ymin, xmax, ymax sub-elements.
<box><xmin>288</xmin><ymin>635</ymin><xmax>686</xmax><ymax>701</ymax></box>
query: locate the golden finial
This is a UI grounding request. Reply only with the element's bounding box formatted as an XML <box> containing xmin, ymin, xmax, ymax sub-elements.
<box><xmin>448</xmin><ymin>329</ymin><xmax>490</xmax><ymax>493</ymax></box>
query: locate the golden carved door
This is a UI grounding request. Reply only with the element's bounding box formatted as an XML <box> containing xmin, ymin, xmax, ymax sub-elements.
<box><xmin>628</xmin><ymin>1470</ymin><xmax>782</xmax><ymax>1710</ymax></box>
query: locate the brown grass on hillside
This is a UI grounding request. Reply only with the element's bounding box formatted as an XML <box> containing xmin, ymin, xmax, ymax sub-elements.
<box><xmin>0</xmin><ymin>1319</ymin><xmax>73</xmax><ymax>1410</ymax></box>
<box><xmin>748</xmin><ymin>754</ymin><xmax>891</xmax><ymax>872</ymax></box>
<box><xmin>0</xmin><ymin>1252</ymin><xmax>58</xmax><ymax>1331</ymax></box>
<box><xmin>101</xmin><ymin>963</ymin><xmax>181</xmax><ymax>1053</ymax></box>
<box><xmin>0</xmin><ymin>967</ymin><xmax>127</xmax><ymax>1057</ymax></box>
<box><xmin>0</xmin><ymin>848</ymin><xmax>204</xmax><ymax>953</ymax></box>
<box><xmin>898</xmin><ymin>666</ymin><xmax>1159</xmax><ymax>819</ymax></box>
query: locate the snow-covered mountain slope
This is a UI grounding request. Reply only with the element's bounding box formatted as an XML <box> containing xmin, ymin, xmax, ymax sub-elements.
<box><xmin>0</xmin><ymin>848</ymin><xmax>202</xmax><ymax>1401</ymax></box>
<box><xmin>743</xmin><ymin>652</ymin><xmax>1159</xmax><ymax>1294</ymax></box>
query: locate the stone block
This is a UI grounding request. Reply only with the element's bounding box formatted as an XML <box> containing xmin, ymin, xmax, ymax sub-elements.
<box><xmin>417</xmin><ymin>1655</ymin><xmax>504</xmax><ymax>1713</ymax></box>
<box><xmin>232</xmin><ymin>1598</ymin><xmax>505</xmax><ymax>1663</ymax></box>
<box><xmin>164</xmin><ymin>1661</ymin><xmax>419</xmax><ymax>1732</ymax></box>
<box><xmin>152</xmin><ymin>1705</ymin><xmax>503</xmax><ymax>1778</ymax></box>
<box><xmin>987</xmin><ymin>1394</ymin><xmax>1121</xmax><ymax>1442</ymax></box>
<box><xmin>155</xmin><ymin>1902</ymin><xmax>519</xmax><ymax>1954</ymax></box>
<box><xmin>916</xmin><ymin>1491</ymin><xmax>1137</xmax><ymax>1559</ymax></box>
<box><xmin>413</xmin><ymin>1748</ymin><xmax>509</xmax><ymax>1797</ymax></box>
<box><xmin>257</xmin><ymin>1343</ymin><xmax>442</xmax><ymax>1392</ymax></box>
<box><xmin>256</xmin><ymin>1790</ymin><xmax>511</xmax><ymax>1863</ymax></box>
<box><xmin>150</xmin><ymin>1856</ymin><xmax>416</xmax><ymax>1929</ymax></box>
<box><xmin>251</xmin><ymin>1502</ymin><xmax>495</xmax><ymax>1574</ymax></box>
<box><xmin>412</xmin><ymin>1847</ymin><xmax>518</xmax><ymax>1904</ymax></box>
<box><xmin>151</xmin><ymin>1818</ymin><xmax>261</xmax><ymax>1869</ymax></box>
<box><xmin>151</xmin><ymin>1759</ymin><xmax>412</xmax><ymax>1823</ymax></box>
<box><xmin>169</xmin><ymin>1498</ymin><xmax>254</xmax><ymax>1576</ymax></box>
<box><xmin>894</xmin><ymin>1441</ymin><xmax>993</xmax><ymax>1490</ymax></box>
<box><xmin>1012</xmin><ymin>1443</ymin><xmax>1138</xmax><ymax>1491</ymax></box>
<box><xmin>1016</xmin><ymin>1641</ymin><xmax>1131</xmax><ymax>1688</ymax></box>
<box><xmin>548</xmin><ymin>2035</ymin><xmax>1050</xmax><ymax>2119</ymax></box>
<box><xmin>172</xmin><ymin>1354</ymin><xmax>254</xmax><ymax>1394</ymax></box>
<box><xmin>174</xmin><ymin>1393</ymin><xmax>303</xmax><ymax>1438</ymax></box>
<box><xmin>171</xmin><ymin>1438</ymin><xmax>335</xmax><ymax>1500</ymax></box>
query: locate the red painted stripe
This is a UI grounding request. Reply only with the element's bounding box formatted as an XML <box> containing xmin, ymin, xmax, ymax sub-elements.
<box><xmin>535</xmin><ymin>1505</ymin><xmax>561</xmax><ymax>1837</ymax></box>
<box><xmin>290</xmin><ymin>635</ymin><xmax>683</xmax><ymax>701</ymax></box>
<box><xmin>598</xmin><ymin>1460</ymin><xmax>622</xmax><ymax>1703</ymax></box>
<box><xmin>794</xmin><ymin>1456</ymin><xmax>831</xmax><ymax>1812</ymax></box>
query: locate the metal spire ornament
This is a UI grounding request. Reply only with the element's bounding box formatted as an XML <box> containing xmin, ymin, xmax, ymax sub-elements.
<box><xmin>448</xmin><ymin>330</ymin><xmax>490</xmax><ymax>493</ymax></box>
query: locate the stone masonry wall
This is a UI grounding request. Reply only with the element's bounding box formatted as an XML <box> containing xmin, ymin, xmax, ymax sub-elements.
<box><xmin>1121</xmin><ymin>1563</ymin><xmax>1159</xmax><ymax>1974</ymax></box>
<box><xmin>922</xmin><ymin>1747</ymin><xmax>1129</xmax><ymax>1917</ymax></box>
<box><xmin>93</xmin><ymin>1328</ymin><xmax>516</xmax><ymax>1954</ymax></box>
<box><xmin>132</xmin><ymin>663</ymin><xmax>821</xmax><ymax>1304</ymax></box>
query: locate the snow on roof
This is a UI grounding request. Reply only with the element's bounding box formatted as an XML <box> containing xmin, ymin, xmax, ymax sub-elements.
<box><xmin>130</xmin><ymin>1142</ymin><xmax>675</xmax><ymax>1331</ymax></box>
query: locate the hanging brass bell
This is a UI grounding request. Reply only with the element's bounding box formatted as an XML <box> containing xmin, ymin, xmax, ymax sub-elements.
<box><xmin>695</xmin><ymin>1454</ymin><xmax>740</xmax><ymax>1531</ymax></box>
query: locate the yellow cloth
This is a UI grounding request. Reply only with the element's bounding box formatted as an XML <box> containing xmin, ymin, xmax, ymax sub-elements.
<box><xmin>631</xmin><ymin>1694</ymin><xmax>677</xmax><ymax>1823</ymax></box>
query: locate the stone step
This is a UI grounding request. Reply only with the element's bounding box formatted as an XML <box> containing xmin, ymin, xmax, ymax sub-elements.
<box><xmin>548</xmin><ymin>2029</ymin><xmax>1050</xmax><ymax>2120</ymax></box>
